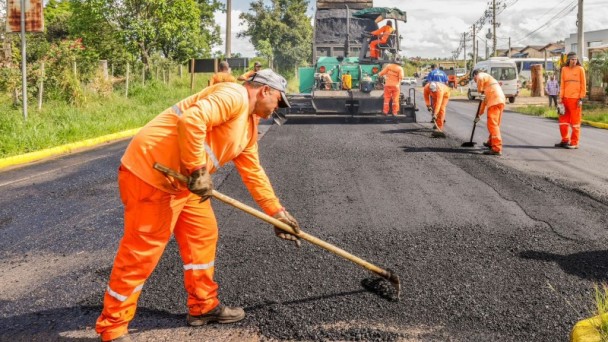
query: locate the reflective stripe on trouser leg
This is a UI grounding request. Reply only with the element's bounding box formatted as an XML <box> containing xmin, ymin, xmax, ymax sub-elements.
<box><xmin>96</xmin><ymin>167</ymin><xmax>189</xmax><ymax>341</ymax></box>
<box><xmin>487</xmin><ymin>104</ymin><xmax>504</xmax><ymax>152</ymax></box>
<box><xmin>174</xmin><ymin>192</ymin><xmax>220</xmax><ymax>316</ymax></box>
<box><xmin>564</xmin><ymin>97</ymin><xmax>582</xmax><ymax>146</ymax></box>
<box><xmin>383</xmin><ymin>85</ymin><xmax>399</xmax><ymax>114</ymax></box>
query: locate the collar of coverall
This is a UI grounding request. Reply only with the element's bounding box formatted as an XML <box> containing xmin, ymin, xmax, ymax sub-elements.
<box><xmin>248</xmin><ymin>69</ymin><xmax>291</xmax><ymax>108</ymax></box>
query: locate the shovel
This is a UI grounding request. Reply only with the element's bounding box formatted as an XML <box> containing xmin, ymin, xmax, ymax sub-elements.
<box><xmin>461</xmin><ymin>100</ymin><xmax>483</xmax><ymax>147</ymax></box>
<box><xmin>153</xmin><ymin>162</ymin><xmax>402</xmax><ymax>300</ymax></box>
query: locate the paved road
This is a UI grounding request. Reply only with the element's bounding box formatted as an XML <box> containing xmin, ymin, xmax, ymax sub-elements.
<box><xmin>1</xmin><ymin>102</ymin><xmax>608</xmax><ymax>341</ymax></box>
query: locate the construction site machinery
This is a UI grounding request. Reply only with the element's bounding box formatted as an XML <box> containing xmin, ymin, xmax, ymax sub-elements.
<box><xmin>283</xmin><ymin>1</ymin><xmax>416</xmax><ymax>121</ymax></box>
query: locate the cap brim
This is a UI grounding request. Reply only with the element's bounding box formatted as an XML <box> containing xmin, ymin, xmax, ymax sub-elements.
<box><xmin>279</xmin><ymin>92</ymin><xmax>290</xmax><ymax>108</ymax></box>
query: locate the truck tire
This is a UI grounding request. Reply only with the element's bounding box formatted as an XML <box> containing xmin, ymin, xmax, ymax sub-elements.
<box><xmin>509</xmin><ymin>97</ymin><xmax>515</xmax><ymax>103</ymax></box>
<box><xmin>467</xmin><ymin>89</ymin><xmax>475</xmax><ymax>100</ymax></box>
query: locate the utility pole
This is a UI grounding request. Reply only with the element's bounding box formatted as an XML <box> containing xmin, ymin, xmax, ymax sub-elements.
<box><xmin>226</xmin><ymin>0</ymin><xmax>232</xmax><ymax>57</ymax></box>
<box><xmin>20</xmin><ymin>0</ymin><xmax>27</xmax><ymax>121</ymax></box>
<box><xmin>463</xmin><ymin>32</ymin><xmax>467</xmax><ymax>70</ymax></box>
<box><xmin>472</xmin><ymin>24</ymin><xmax>477</xmax><ymax>67</ymax></box>
<box><xmin>508</xmin><ymin>37</ymin><xmax>511</xmax><ymax>57</ymax></box>
<box><xmin>492</xmin><ymin>0</ymin><xmax>497</xmax><ymax>57</ymax></box>
<box><xmin>576</xmin><ymin>0</ymin><xmax>584</xmax><ymax>59</ymax></box>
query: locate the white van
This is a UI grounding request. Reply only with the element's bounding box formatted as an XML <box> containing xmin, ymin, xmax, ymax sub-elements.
<box><xmin>468</xmin><ymin>57</ymin><xmax>519</xmax><ymax>103</ymax></box>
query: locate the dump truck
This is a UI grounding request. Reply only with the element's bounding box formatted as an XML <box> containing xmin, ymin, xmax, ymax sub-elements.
<box><xmin>283</xmin><ymin>0</ymin><xmax>416</xmax><ymax>121</ymax></box>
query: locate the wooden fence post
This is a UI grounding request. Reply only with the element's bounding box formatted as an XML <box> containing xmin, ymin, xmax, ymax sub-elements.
<box><xmin>190</xmin><ymin>59</ymin><xmax>195</xmax><ymax>92</ymax></box>
<box><xmin>99</xmin><ymin>60</ymin><xmax>109</xmax><ymax>80</ymax></box>
<box><xmin>38</xmin><ymin>62</ymin><xmax>45</xmax><ymax>110</ymax></box>
<box><xmin>125</xmin><ymin>62</ymin><xmax>130</xmax><ymax>97</ymax></box>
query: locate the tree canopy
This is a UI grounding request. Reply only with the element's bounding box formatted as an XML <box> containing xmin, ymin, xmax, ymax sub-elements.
<box><xmin>239</xmin><ymin>0</ymin><xmax>312</xmax><ymax>73</ymax></box>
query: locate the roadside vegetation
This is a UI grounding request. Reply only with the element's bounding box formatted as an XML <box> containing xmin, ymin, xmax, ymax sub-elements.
<box><xmin>0</xmin><ymin>73</ymin><xmax>209</xmax><ymax>158</ymax></box>
<box><xmin>511</xmin><ymin>103</ymin><xmax>608</xmax><ymax>124</ymax></box>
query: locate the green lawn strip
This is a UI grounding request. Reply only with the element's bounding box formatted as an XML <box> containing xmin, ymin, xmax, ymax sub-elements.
<box><xmin>0</xmin><ymin>75</ymin><xmax>211</xmax><ymax>158</ymax></box>
<box><xmin>510</xmin><ymin>103</ymin><xmax>608</xmax><ymax>128</ymax></box>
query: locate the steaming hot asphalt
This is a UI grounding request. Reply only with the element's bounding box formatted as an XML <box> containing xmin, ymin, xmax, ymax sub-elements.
<box><xmin>1</xmin><ymin>110</ymin><xmax>608</xmax><ymax>341</ymax></box>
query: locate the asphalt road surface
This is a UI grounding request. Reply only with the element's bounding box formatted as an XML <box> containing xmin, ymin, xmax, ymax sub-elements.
<box><xmin>1</xmin><ymin>97</ymin><xmax>608</xmax><ymax>341</ymax></box>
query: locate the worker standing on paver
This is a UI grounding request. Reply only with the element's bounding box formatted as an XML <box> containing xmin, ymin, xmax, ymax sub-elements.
<box><xmin>368</xmin><ymin>21</ymin><xmax>394</xmax><ymax>60</ymax></box>
<box><xmin>473</xmin><ymin>69</ymin><xmax>506</xmax><ymax>156</ymax></box>
<box><xmin>555</xmin><ymin>52</ymin><xmax>586</xmax><ymax>149</ymax></box>
<box><xmin>237</xmin><ymin>61</ymin><xmax>262</xmax><ymax>81</ymax></box>
<box><xmin>210</xmin><ymin>61</ymin><xmax>236</xmax><ymax>85</ymax></box>
<box><xmin>423</xmin><ymin>81</ymin><xmax>450</xmax><ymax>137</ymax></box>
<box><xmin>95</xmin><ymin>69</ymin><xmax>301</xmax><ymax>342</ymax></box>
<box><xmin>378</xmin><ymin>58</ymin><xmax>404</xmax><ymax>115</ymax></box>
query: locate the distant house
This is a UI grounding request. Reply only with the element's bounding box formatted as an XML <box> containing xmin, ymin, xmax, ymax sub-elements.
<box><xmin>497</xmin><ymin>47</ymin><xmax>524</xmax><ymax>57</ymax></box>
<box><xmin>564</xmin><ymin>28</ymin><xmax>608</xmax><ymax>59</ymax></box>
<box><xmin>540</xmin><ymin>42</ymin><xmax>565</xmax><ymax>57</ymax></box>
<box><xmin>514</xmin><ymin>45</ymin><xmax>545</xmax><ymax>58</ymax></box>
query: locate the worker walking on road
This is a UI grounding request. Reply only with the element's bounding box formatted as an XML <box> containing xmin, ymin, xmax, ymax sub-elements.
<box><xmin>237</xmin><ymin>61</ymin><xmax>262</xmax><ymax>81</ymax></box>
<box><xmin>368</xmin><ymin>21</ymin><xmax>394</xmax><ymax>60</ymax></box>
<box><xmin>555</xmin><ymin>52</ymin><xmax>586</xmax><ymax>149</ymax></box>
<box><xmin>378</xmin><ymin>58</ymin><xmax>404</xmax><ymax>115</ymax></box>
<box><xmin>423</xmin><ymin>81</ymin><xmax>450</xmax><ymax>137</ymax></box>
<box><xmin>426</xmin><ymin>64</ymin><xmax>448</xmax><ymax>84</ymax></box>
<box><xmin>210</xmin><ymin>61</ymin><xmax>236</xmax><ymax>85</ymax></box>
<box><xmin>95</xmin><ymin>69</ymin><xmax>301</xmax><ymax>342</ymax></box>
<box><xmin>472</xmin><ymin>69</ymin><xmax>506</xmax><ymax>156</ymax></box>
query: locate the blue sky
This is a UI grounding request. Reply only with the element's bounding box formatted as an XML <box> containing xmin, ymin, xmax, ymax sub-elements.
<box><xmin>214</xmin><ymin>0</ymin><xmax>608</xmax><ymax>59</ymax></box>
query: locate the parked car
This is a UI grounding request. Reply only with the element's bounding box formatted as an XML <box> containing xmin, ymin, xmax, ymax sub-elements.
<box><xmin>401</xmin><ymin>77</ymin><xmax>417</xmax><ymax>86</ymax></box>
<box><xmin>468</xmin><ymin>57</ymin><xmax>519</xmax><ymax>103</ymax></box>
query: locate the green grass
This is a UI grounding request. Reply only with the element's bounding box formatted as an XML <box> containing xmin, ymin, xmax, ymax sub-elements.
<box><xmin>0</xmin><ymin>73</ymin><xmax>213</xmax><ymax>158</ymax></box>
<box><xmin>510</xmin><ymin>103</ymin><xmax>608</xmax><ymax>124</ymax></box>
<box><xmin>593</xmin><ymin>284</ymin><xmax>608</xmax><ymax>339</ymax></box>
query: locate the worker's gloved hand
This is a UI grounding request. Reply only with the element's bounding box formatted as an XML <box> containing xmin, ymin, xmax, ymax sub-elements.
<box><xmin>479</xmin><ymin>94</ymin><xmax>486</xmax><ymax>102</ymax></box>
<box><xmin>426</xmin><ymin>105</ymin><xmax>432</xmax><ymax>112</ymax></box>
<box><xmin>273</xmin><ymin>209</ymin><xmax>301</xmax><ymax>248</ymax></box>
<box><xmin>188</xmin><ymin>166</ymin><xmax>213</xmax><ymax>202</ymax></box>
<box><xmin>474</xmin><ymin>116</ymin><xmax>480</xmax><ymax>123</ymax></box>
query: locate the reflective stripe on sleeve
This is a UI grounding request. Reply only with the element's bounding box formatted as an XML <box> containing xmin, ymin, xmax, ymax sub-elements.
<box><xmin>183</xmin><ymin>261</ymin><xmax>215</xmax><ymax>271</ymax></box>
<box><xmin>172</xmin><ymin>105</ymin><xmax>183</xmax><ymax>116</ymax></box>
<box><xmin>204</xmin><ymin>144</ymin><xmax>221</xmax><ymax>169</ymax></box>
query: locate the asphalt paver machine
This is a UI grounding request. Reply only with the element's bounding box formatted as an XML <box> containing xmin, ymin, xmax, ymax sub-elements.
<box><xmin>283</xmin><ymin>0</ymin><xmax>416</xmax><ymax>121</ymax></box>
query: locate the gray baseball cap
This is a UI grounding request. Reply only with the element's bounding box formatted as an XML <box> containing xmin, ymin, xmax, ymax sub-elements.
<box><xmin>248</xmin><ymin>69</ymin><xmax>290</xmax><ymax>108</ymax></box>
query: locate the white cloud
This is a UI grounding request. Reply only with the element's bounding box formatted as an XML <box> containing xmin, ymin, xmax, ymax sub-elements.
<box><xmin>212</xmin><ymin>9</ymin><xmax>257</xmax><ymax>57</ymax></box>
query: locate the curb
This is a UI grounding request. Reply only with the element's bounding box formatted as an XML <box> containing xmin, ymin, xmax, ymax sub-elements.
<box><xmin>0</xmin><ymin>128</ymin><xmax>141</xmax><ymax>170</ymax></box>
<box><xmin>582</xmin><ymin>120</ymin><xmax>608</xmax><ymax>129</ymax></box>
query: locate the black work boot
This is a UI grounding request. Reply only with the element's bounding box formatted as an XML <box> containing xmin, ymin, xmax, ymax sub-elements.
<box><xmin>554</xmin><ymin>141</ymin><xmax>569</xmax><ymax>148</ymax></box>
<box><xmin>187</xmin><ymin>304</ymin><xmax>245</xmax><ymax>326</ymax></box>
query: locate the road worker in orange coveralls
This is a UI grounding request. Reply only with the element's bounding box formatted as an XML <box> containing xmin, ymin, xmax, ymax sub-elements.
<box><xmin>210</xmin><ymin>60</ymin><xmax>236</xmax><ymax>85</ymax></box>
<box><xmin>237</xmin><ymin>61</ymin><xmax>262</xmax><ymax>81</ymax></box>
<box><xmin>378</xmin><ymin>59</ymin><xmax>404</xmax><ymax>115</ymax></box>
<box><xmin>473</xmin><ymin>69</ymin><xmax>506</xmax><ymax>156</ymax></box>
<box><xmin>555</xmin><ymin>51</ymin><xmax>586</xmax><ymax>149</ymax></box>
<box><xmin>423</xmin><ymin>81</ymin><xmax>450</xmax><ymax>138</ymax></box>
<box><xmin>368</xmin><ymin>21</ymin><xmax>394</xmax><ymax>59</ymax></box>
<box><xmin>96</xmin><ymin>69</ymin><xmax>300</xmax><ymax>342</ymax></box>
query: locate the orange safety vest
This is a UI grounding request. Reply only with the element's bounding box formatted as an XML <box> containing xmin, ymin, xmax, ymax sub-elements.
<box><xmin>378</xmin><ymin>64</ymin><xmax>404</xmax><ymax>87</ymax></box>
<box><xmin>121</xmin><ymin>82</ymin><xmax>282</xmax><ymax>215</ymax></box>
<box><xmin>370</xmin><ymin>25</ymin><xmax>394</xmax><ymax>44</ymax></box>
<box><xmin>210</xmin><ymin>72</ymin><xmax>236</xmax><ymax>85</ymax></box>
<box><xmin>560</xmin><ymin>65</ymin><xmax>586</xmax><ymax>99</ymax></box>
<box><xmin>476</xmin><ymin>72</ymin><xmax>506</xmax><ymax>108</ymax></box>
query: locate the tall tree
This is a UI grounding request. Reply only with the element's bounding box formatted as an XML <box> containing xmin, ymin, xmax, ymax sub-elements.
<box><xmin>239</xmin><ymin>0</ymin><xmax>312</xmax><ymax>73</ymax></box>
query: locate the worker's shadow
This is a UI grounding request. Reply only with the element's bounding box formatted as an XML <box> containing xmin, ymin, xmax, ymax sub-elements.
<box><xmin>520</xmin><ymin>250</ymin><xmax>608</xmax><ymax>282</ymax></box>
<box><xmin>401</xmin><ymin>145</ymin><xmax>482</xmax><ymax>154</ymax></box>
<box><xmin>0</xmin><ymin>305</ymin><xmax>185</xmax><ymax>341</ymax></box>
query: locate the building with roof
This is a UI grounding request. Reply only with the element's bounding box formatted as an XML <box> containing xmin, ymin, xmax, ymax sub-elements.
<box><xmin>564</xmin><ymin>28</ymin><xmax>608</xmax><ymax>59</ymax></box>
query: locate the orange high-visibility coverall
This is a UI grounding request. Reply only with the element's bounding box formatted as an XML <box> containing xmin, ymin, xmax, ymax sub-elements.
<box><xmin>369</xmin><ymin>25</ymin><xmax>394</xmax><ymax>59</ymax></box>
<box><xmin>378</xmin><ymin>63</ymin><xmax>404</xmax><ymax>115</ymax></box>
<box><xmin>423</xmin><ymin>82</ymin><xmax>451</xmax><ymax>130</ymax></box>
<box><xmin>559</xmin><ymin>65</ymin><xmax>586</xmax><ymax>146</ymax></box>
<box><xmin>210</xmin><ymin>71</ymin><xmax>236</xmax><ymax>85</ymax></box>
<box><xmin>95</xmin><ymin>82</ymin><xmax>283</xmax><ymax>341</ymax></box>
<box><xmin>476</xmin><ymin>72</ymin><xmax>506</xmax><ymax>153</ymax></box>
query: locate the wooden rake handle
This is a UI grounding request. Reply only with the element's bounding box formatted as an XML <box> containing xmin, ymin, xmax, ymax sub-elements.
<box><xmin>152</xmin><ymin>162</ymin><xmax>400</xmax><ymax>288</ymax></box>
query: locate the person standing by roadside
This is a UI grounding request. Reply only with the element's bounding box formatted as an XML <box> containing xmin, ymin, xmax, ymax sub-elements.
<box><xmin>472</xmin><ymin>69</ymin><xmax>506</xmax><ymax>156</ymax></box>
<box><xmin>555</xmin><ymin>52</ymin><xmax>586</xmax><ymax>149</ymax></box>
<box><xmin>210</xmin><ymin>61</ymin><xmax>236</xmax><ymax>85</ymax></box>
<box><xmin>544</xmin><ymin>73</ymin><xmax>559</xmax><ymax>108</ymax></box>
<box><xmin>95</xmin><ymin>69</ymin><xmax>301</xmax><ymax>342</ymax></box>
<box><xmin>378</xmin><ymin>58</ymin><xmax>404</xmax><ymax>115</ymax></box>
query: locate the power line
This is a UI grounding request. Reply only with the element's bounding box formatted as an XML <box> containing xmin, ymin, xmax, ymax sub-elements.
<box><xmin>512</xmin><ymin>0</ymin><xmax>577</xmax><ymax>43</ymax></box>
